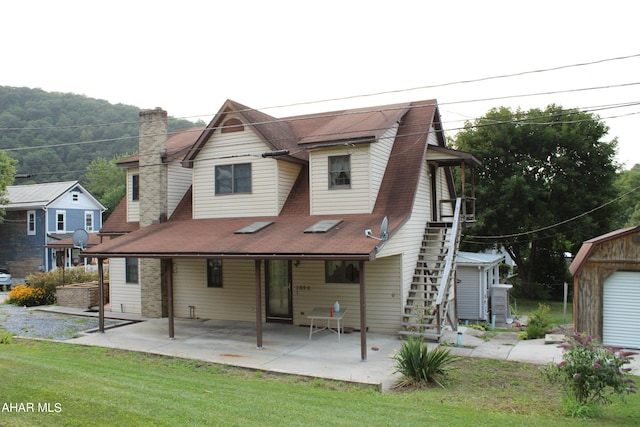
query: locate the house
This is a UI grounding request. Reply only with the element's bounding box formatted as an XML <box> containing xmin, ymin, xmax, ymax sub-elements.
<box><xmin>0</xmin><ymin>181</ymin><xmax>106</xmax><ymax>280</ymax></box>
<box><xmin>84</xmin><ymin>100</ymin><xmax>480</xmax><ymax>360</ymax></box>
<box><xmin>569</xmin><ymin>226</ymin><xmax>640</xmax><ymax>349</ymax></box>
<box><xmin>456</xmin><ymin>251</ymin><xmax>505</xmax><ymax>322</ymax></box>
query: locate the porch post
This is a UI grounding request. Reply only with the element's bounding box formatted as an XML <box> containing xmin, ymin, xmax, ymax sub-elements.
<box><xmin>359</xmin><ymin>260</ymin><xmax>367</xmax><ymax>361</ymax></box>
<box><xmin>255</xmin><ymin>260</ymin><xmax>263</xmax><ymax>349</ymax></box>
<box><xmin>167</xmin><ymin>259</ymin><xmax>175</xmax><ymax>339</ymax></box>
<box><xmin>98</xmin><ymin>258</ymin><xmax>105</xmax><ymax>333</ymax></box>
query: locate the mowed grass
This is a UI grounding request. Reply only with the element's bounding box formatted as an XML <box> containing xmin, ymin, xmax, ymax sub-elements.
<box><xmin>515</xmin><ymin>298</ymin><xmax>573</xmax><ymax>326</ymax></box>
<box><xmin>1</xmin><ymin>340</ymin><xmax>638</xmax><ymax>426</ymax></box>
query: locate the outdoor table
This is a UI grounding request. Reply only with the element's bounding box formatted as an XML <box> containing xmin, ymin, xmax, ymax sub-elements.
<box><xmin>307</xmin><ymin>307</ymin><xmax>347</xmax><ymax>341</ymax></box>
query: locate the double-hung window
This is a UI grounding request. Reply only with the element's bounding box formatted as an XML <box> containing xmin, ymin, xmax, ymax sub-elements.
<box><xmin>85</xmin><ymin>211</ymin><xmax>94</xmax><ymax>232</ymax></box>
<box><xmin>207</xmin><ymin>259</ymin><xmax>223</xmax><ymax>288</ymax></box>
<box><xmin>329</xmin><ymin>155</ymin><xmax>351</xmax><ymax>189</ymax></box>
<box><xmin>125</xmin><ymin>258</ymin><xmax>139</xmax><ymax>284</ymax></box>
<box><xmin>131</xmin><ymin>174</ymin><xmax>140</xmax><ymax>201</ymax></box>
<box><xmin>56</xmin><ymin>211</ymin><xmax>66</xmax><ymax>233</ymax></box>
<box><xmin>215</xmin><ymin>163</ymin><xmax>251</xmax><ymax>194</ymax></box>
<box><xmin>27</xmin><ymin>210</ymin><xmax>36</xmax><ymax>235</ymax></box>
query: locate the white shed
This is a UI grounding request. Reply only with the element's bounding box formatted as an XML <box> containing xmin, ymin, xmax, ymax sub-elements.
<box><xmin>456</xmin><ymin>251</ymin><xmax>505</xmax><ymax>321</ymax></box>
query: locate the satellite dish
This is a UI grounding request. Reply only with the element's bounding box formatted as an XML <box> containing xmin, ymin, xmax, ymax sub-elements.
<box><xmin>364</xmin><ymin>216</ymin><xmax>389</xmax><ymax>253</ymax></box>
<box><xmin>72</xmin><ymin>229</ymin><xmax>89</xmax><ymax>250</ymax></box>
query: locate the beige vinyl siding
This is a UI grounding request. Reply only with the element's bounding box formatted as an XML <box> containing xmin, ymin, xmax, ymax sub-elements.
<box><xmin>291</xmin><ymin>258</ymin><xmax>401</xmax><ymax>334</ymax></box>
<box><xmin>126</xmin><ymin>168</ymin><xmax>140</xmax><ymax>222</ymax></box>
<box><xmin>277</xmin><ymin>161</ymin><xmax>302</xmax><ymax>213</ymax></box>
<box><xmin>191</xmin><ymin>121</ymin><xmax>279</xmax><ymax>219</ymax></box>
<box><xmin>172</xmin><ymin>259</ymin><xmax>264</xmax><ymax>321</ymax></box>
<box><xmin>108</xmin><ymin>258</ymin><xmax>141</xmax><ymax>314</ymax></box>
<box><xmin>427</xmin><ymin>126</ymin><xmax>438</xmax><ymax>146</ymax></box>
<box><xmin>370</xmin><ymin>124</ymin><xmax>397</xmax><ymax>209</ymax></box>
<box><xmin>310</xmin><ymin>145</ymin><xmax>371</xmax><ymax>215</ymax></box>
<box><xmin>377</xmin><ymin>156</ymin><xmax>431</xmax><ymax>304</ymax></box>
<box><xmin>167</xmin><ymin>161</ymin><xmax>192</xmax><ymax>217</ymax></box>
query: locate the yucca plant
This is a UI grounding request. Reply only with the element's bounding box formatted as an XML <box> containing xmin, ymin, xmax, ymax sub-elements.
<box><xmin>392</xmin><ymin>336</ymin><xmax>459</xmax><ymax>389</ymax></box>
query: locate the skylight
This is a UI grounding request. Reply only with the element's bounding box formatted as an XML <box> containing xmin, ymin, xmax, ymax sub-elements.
<box><xmin>304</xmin><ymin>219</ymin><xmax>343</xmax><ymax>233</ymax></box>
<box><xmin>234</xmin><ymin>221</ymin><xmax>274</xmax><ymax>234</ymax></box>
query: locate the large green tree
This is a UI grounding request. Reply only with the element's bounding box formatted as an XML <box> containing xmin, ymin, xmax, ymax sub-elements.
<box><xmin>0</xmin><ymin>151</ymin><xmax>17</xmax><ymax>221</ymax></box>
<box><xmin>454</xmin><ymin>105</ymin><xmax>619</xmax><ymax>298</ymax></box>
<box><xmin>612</xmin><ymin>163</ymin><xmax>640</xmax><ymax>228</ymax></box>
<box><xmin>85</xmin><ymin>155</ymin><xmax>127</xmax><ymax>219</ymax></box>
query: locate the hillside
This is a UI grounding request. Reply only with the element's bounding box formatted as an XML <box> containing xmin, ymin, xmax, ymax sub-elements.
<box><xmin>0</xmin><ymin>86</ymin><xmax>202</xmax><ymax>184</ymax></box>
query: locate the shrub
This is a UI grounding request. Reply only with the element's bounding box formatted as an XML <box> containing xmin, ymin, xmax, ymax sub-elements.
<box><xmin>0</xmin><ymin>331</ymin><xmax>14</xmax><ymax>344</ymax></box>
<box><xmin>7</xmin><ymin>284</ymin><xmax>50</xmax><ymax>307</ymax></box>
<box><xmin>542</xmin><ymin>332</ymin><xmax>637</xmax><ymax>417</ymax></box>
<box><xmin>392</xmin><ymin>336</ymin><xmax>459</xmax><ymax>389</ymax></box>
<box><xmin>525</xmin><ymin>303</ymin><xmax>552</xmax><ymax>339</ymax></box>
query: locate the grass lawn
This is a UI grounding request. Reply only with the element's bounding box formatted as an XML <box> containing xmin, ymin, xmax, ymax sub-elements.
<box><xmin>514</xmin><ymin>298</ymin><xmax>573</xmax><ymax>326</ymax></box>
<box><xmin>1</xmin><ymin>339</ymin><xmax>638</xmax><ymax>426</ymax></box>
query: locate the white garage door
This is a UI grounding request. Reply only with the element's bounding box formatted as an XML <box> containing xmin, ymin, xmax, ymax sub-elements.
<box><xmin>603</xmin><ymin>271</ymin><xmax>640</xmax><ymax>349</ymax></box>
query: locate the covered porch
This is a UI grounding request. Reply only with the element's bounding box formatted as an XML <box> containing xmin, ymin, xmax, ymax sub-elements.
<box><xmin>66</xmin><ymin>314</ymin><xmax>403</xmax><ymax>390</ymax></box>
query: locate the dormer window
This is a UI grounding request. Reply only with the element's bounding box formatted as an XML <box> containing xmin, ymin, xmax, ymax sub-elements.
<box><xmin>329</xmin><ymin>155</ymin><xmax>351</xmax><ymax>189</ymax></box>
<box><xmin>215</xmin><ymin>163</ymin><xmax>252</xmax><ymax>194</ymax></box>
<box><xmin>221</xmin><ymin>118</ymin><xmax>244</xmax><ymax>133</ymax></box>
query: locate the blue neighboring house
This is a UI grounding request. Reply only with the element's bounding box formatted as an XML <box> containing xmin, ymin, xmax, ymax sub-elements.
<box><xmin>0</xmin><ymin>181</ymin><xmax>105</xmax><ymax>282</ymax></box>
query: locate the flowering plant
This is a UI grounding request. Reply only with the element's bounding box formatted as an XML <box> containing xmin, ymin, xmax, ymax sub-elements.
<box><xmin>542</xmin><ymin>332</ymin><xmax>637</xmax><ymax>416</ymax></box>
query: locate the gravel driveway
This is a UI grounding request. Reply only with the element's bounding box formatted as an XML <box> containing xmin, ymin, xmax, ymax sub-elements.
<box><xmin>0</xmin><ymin>298</ymin><xmax>120</xmax><ymax>341</ymax></box>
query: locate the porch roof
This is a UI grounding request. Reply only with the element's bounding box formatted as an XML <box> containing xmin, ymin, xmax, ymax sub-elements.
<box><xmin>83</xmin><ymin>213</ymin><xmax>398</xmax><ymax>260</ymax></box>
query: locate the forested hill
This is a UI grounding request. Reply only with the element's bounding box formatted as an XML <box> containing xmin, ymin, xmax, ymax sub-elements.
<box><xmin>0</xmin><ymin>86</ymin><xmax>202</xmax><ymax>184</ymax></box>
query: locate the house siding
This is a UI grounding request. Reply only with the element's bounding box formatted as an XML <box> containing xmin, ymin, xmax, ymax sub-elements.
<box><xmin>108</xmin><ymin>258</ymin><xmax>142</xmax><ymax>314</ymax></box>
<box><xmin>370</xmin><ymin>125</ymin><xmax>397</xmax><ymax>210</ymax></box>
<box><xmin>0</xmin><ymin>210</ymin><xmax>45</xmax><ymax>279</ymax></box>
<box><xmin>192</xmin><ymin>122</ymin><xmax>279</xmax><ymax>219</ymax></box>
<box><xmin>277</xmin><ymin>161</ymin><xmax>302</xmax><ymax>213</ymax></box>
<box><xmin>172</xmin><ymin>259</ymin><xmax>263</xmax><ymax>321</ymax></box>
<box><xmin>310</xmin><ymin>144</ymin><xmax>371</xmax><ymax>215</ymax></box>
<box><xmin>167</xmin><ymin>161</ymin><xmax>192</xmax><ymax>218</ymax></box>
<box><xmin>127</xmin><ymin>168</ymin><xmax>140</xmax><ymax>223</ymax></box>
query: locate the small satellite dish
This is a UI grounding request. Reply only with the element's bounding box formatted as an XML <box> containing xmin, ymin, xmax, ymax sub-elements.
<box><xmin>72</xmin><ymin>228</ymin><xmax>89</xmax><ymax>250</ymax></box>
<box><xmin>365</xmin><ymin>216</ymin><xmax>389</xmax><ymax>253</ymax></box>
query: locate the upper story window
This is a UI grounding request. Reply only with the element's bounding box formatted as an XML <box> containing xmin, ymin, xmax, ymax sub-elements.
<box><xmin>131</xmin><ymin>174</ymin><xmax>140</xmax><ymax>201</ymax></box>
<box><xmin>221</xmin><ymin>118</ymin><xmax>244</xmax><ymax>133</ymax></box>
<box><xmin>215</xmin><ymin>163</ymin><xmax>251</xmax><ymax>194</ymax></box>
<box><xmin>72</xmin><ymin>193</ymin><xmax>79</xmax><ymax>202</ymax></box>
<box><xmin>85</xmin><ymin>211</ymin><xmax>94</xmax><ymax>232</ymax></box>
<box><xmin>56</xmin><ymin>211</ymin><xmax>66</xmax><ymax>233</ymax></box>
<box><xmin>329</xmin><ymin>155</ymin><xmax>351</xmax><ymax>189</ymax></box>
<box><xmin>27</xmin><ymin>210</ymin><xmax>36</xmax><ymax>235</ymax></box>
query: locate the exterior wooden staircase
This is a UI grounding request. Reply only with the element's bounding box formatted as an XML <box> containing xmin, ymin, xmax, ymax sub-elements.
<box><xmin>399</xmin><ymin>198</ymin><xmax>465</xmax><ymax>341</ymax></box>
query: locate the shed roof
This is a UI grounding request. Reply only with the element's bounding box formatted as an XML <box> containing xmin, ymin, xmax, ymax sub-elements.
<box><xmin>569</xmin><ymin>226</ymin><xmax>640</xmax><ymax>275</ymax></box>
<box><xmin>456</xmin><ymin>251</ymin><xmax>505</xmax><ymax>266</ymax></box>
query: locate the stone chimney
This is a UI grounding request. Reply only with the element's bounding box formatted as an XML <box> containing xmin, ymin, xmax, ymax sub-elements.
<box><xmin>138</xmin><ymin>107</ymin><xmax>168</xmax><ymax>228</ymax></box>
<box><xmin>138</xmin><ymin>108</ymin><xmax>168</xmax><ymax>318</ymax></box>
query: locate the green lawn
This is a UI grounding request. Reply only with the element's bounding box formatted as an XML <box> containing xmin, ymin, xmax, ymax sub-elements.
<box><xmin>0</xmin><ymin>340</ymin><xmax>638</xmax><ymax>426</ymax></box>
<box><xmin>514</xmin><ymin>298</ymin><xmax>573</xmax><ymax>326</ymax></box>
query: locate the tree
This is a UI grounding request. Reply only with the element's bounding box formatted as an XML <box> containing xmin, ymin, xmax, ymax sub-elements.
<box><xmin>0</xmin><ymin>151</ymin><xmax>17</xmax><ymax>222</ymax></box>
<box><xmin>454</xmin><ymin>105</ymin><xmax>618</xmax><ymax>298</ymax></box>
<box><xmin>85</xmin><ymin>155</ymin><xmax>127</xmax><ymax>219</ymax></box>
<box><xmin>612</xmin><ymin>164</ymin><xmax>640</xmax><ymax>228</ymax></box>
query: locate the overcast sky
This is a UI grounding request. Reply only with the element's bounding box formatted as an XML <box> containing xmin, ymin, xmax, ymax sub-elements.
<box><xmin>3</xmin><ymin>1</ymin><xmax>639</xmax><ymax>168</ymax></box>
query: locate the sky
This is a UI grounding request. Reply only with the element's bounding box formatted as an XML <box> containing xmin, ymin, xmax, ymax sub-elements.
<box><xmin>2</xmin><ymin>0</ymin><xmax>639</xmax><ymax>169</ymax></box>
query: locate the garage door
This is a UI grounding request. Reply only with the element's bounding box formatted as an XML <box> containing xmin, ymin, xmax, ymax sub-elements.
<box><xmin>603</xmin><ymin>271</ymin><xmax>640</xmax><ymax>349</ymax></box>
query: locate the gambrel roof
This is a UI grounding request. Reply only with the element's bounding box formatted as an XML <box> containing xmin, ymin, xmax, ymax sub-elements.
<box><xmin>87</xmin><ymin>99</ymin><xmax>476</xmax><ymax>260</ymax></box>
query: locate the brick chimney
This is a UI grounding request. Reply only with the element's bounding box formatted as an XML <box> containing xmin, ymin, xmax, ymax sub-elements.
<box><xmin>138</xmin><ymin>107</ymin><xmax>168</xmax><ymax>318</ymax></box>
<box><xmin>138</xmin><ymin>107</ymin><xmax>168</xmax><ymax>228</ymax></box>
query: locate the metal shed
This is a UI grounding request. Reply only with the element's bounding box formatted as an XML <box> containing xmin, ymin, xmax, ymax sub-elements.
<box><xmin>456</xmin><ymin>251</ymin><xmax>505</xmax><ymax>322</ymax></box>
<box><xmin>570</xmin><ymin>226</ymin><xmax>640</xmax><ymax>349</ymax></box>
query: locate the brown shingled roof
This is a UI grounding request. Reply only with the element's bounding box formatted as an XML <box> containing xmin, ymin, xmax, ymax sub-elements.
<box><xmin>99</xmin><ymin>198</ymin><xmax>139</xmax><ymax>236</ymax></box>
<box><xmin>118</xmin><ymin>127</ymin><xmax>205</xmax><ymax>167</ymax></box>
<box><xmin>87</xmin><ymin>99</ymin><xmax>452</xmax><ymax>259</ymax></box>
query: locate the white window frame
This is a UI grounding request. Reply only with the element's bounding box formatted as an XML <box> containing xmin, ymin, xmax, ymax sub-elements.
<box><xmin>328</xmin><ymin>155</ymin><xmax>351</xmax><ymax>189</ymax></box>
<box><xmin>85</xmin><ymin>211</ymin><xmax>94</xmax><ymax>232</ymax></box>
<box><xmin>72</xmin><ymin>193</ymin><xmax>79</xmax><ymax>203</ymax></box>
<box><xmin>56</xmin><ymin>210</ymin><xmax>66</xmax><ymax>233</ymax></box>
<box><xmin>27</xmin><ymin>210</ymin><xmax>36</xmax><ymax>235</ymax></box>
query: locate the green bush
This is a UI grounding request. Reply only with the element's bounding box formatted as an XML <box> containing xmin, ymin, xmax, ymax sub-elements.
<box><xmin>7</xmin><ymin>268</ymin><xmax>104</xmax><ymax>307</ymax></box>
<box><xmin>525</xmin><ymin>303</ymin><xmax>552</xmax><ymax>339</ymax></box>
<box><xmin>542</xmin><ymin>332</ymin><xmax>637</xmax><ymax>417</ymax></box>
<box><xmin>0</xmin><ymin>331</ymin><xmax>14</xmax><ymax>344</ymax></box>
<box><xmin>392</xmin><ymin>336</ymin><xmax>459</xmax><ymax>389</ymax></box>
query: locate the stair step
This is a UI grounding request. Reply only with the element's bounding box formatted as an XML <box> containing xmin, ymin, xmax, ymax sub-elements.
<box><xmin>402</xmin><ymin>313</ymin><xmax>437</xmax><ymax>320</ymax></box>
<box><xmin>406</xmin><ymin>298</ymin><xmax>437</xmax><ymax>303</ymax></box>
<box><xmin>408</xmin><ymin>288</ymin><xmax>439</xmax><ymax>294</ymax></box>
<box><xmin>399</xmin><ymin>330</ymin><xmax>442</xmax><ymax>341</ymax></box>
